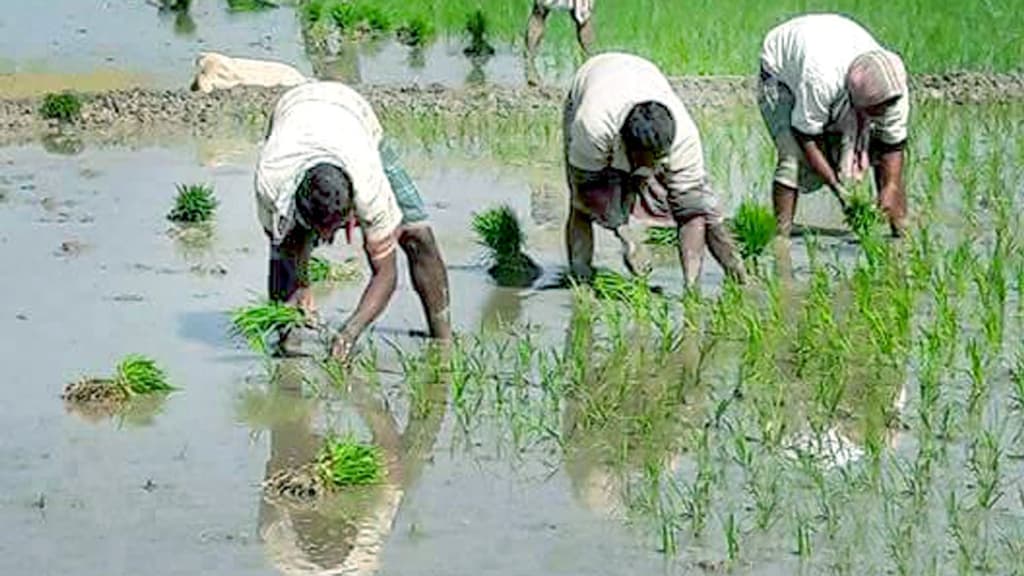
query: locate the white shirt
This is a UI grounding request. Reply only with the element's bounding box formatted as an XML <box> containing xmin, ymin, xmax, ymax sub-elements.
<box><xmin>566</xmin><ymin>52</ymin><xmax>706</xmax><ymax>193</ymax></box>
<box><xmin>256</xmin><ymin>82</ymin><xmax>403</xmax><ymax>259</ymax></box>
<box><xmin>760</xmin><ymin>13</ymin><xmax>908</xmax><ymax>144</ymax></box>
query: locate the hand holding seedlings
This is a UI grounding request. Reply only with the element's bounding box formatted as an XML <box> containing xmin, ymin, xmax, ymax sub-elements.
<box><xmin>255</xmin><ymin>82</ymin><xmax>452</xmax><ymax>359</ymax></box>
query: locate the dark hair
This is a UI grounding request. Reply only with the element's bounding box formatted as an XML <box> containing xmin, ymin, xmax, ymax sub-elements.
<box><xmin>620</xmin><ymin>101</ymin><xmax>675</xmax><ymax>157</ymax></box>
<box><xmin>295</xmin><ymin>163</ymin><xmax>352</xmax><ymax>228</ymax></box>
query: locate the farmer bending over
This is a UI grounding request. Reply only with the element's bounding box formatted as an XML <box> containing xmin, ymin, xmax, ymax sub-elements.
<box><xmin>256</xmin><ymin>81</ymin><xmax>451</xmax><ymax>361</ymax></box>
<box><xmin>564</xmin><ymin>52</ymin><xmax>747</xmax><ymax>288</ymax></box>
<box><xmin>525</xmin><ymin>0</ymin><xmax>595</xmax><ymax>86</ymax></box>
<box><xmin>759</xmin><ymin>14</ymin><xmax>910</xmax><ymax>238</ymax></box>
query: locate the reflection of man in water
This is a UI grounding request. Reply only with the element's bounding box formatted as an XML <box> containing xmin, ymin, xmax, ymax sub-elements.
<box><xmin>525</xmin><ymin>0</ymin><xmax>595</xmax><ymax>86</ymax></box>
<box><xmin>255</xmin><ymin>359</ymin><xmax>448</xmax><ymax>575</ymax></box>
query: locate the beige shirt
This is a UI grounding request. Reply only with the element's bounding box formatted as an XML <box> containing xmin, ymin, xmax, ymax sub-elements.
<box><xmin>760</xmin><ymin>14</ymin><xmax>908</xmax><ymax>144</ymax></box>
<box><xmin>256</xmin><ymin>82</ymin><xmax>403</xmax><ymax>260</ymax></box>
<box><xmin>566</xmin><ymin>52</ymin><xmax>706</xmax><ymax>194</ymax></box>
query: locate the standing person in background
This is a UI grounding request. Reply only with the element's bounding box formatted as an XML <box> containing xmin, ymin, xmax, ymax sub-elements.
<box><xmin>525</xmin><ymin>0</ymin><xmax>595</xmax><ymax>86</ymax></box>
<box><xmin>256</xmin><ymin>81</ymin><xmax>452</xmax><ymax>361</ymax></box>
<box><xmin>563</xmin><ymin>52</ymin><xmax>747</xmax><ymax>289</ymax></box>
<box><xmin>758</xmin><ymin>13</ymin><xmax>910</xmax><ymax>239</ymax></box>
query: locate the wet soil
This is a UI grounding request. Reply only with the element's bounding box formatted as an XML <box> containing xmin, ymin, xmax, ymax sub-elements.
<box><xmin>2</xmin><ymin>71</ymin><xmax>1023</xmax><ymax>146</ymax></box>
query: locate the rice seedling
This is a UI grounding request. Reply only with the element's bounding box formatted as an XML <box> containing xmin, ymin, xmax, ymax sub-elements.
<box><xmin>225</xmin><ymin>0</ymin><xmax>277</xmax><ymax>12</ymax></box>
<box><xmin>167</xmin><ymin>184</ymin><xmax>217</xmax><ymax>224</ymax></box>
<box><xmin>590</xmin><ymin>269</ymin><xmax>653</xmax><ymax>305</ymax></box>
<box><xmin>396</xmin><ymin>16</ymin><xmax>435</xmax><ymax>47</ymax></box>
<box><xmin>114</xmin><ymin>355</ymin><xmax>174</xmax><ymax>395</ymax></box>
<box><xmin>794</xmin><ymin>512</ymin><xmax>813</xmax><ymax>558</ymax></box>
<box><xmin>39</xmin><ymin>92</ymin><xmax>82</xmax><ymax>123</ymax></box>
<box><xmin>329</xmin><ymin>0</ymin><xmax>393</xmax><ymax>38</ymax></box>
<box><xmin>724</xmin><ymin>511</ymin><xmax>740</xmax><ymax>562</ymax></box>
<box><xmin>730</xmin><ymin>199</ymin><xmax>776</xmax><ymax>262</ymax></box>
<box><xmin>463</xmin><ymin>9</ymin><xmax>494</xmax><ymax>57</ymax></box>
<box><xmin>843</xmin><ymin>189</ymin><xmax>884</xmax><ymax>239</ymax></box>
<box><xmin>308</xmin><ymin>255</ymin><xmax>361</xmax><ymax>284</ymax></box>
<box><xmin>315</xmin><ymin>434</ymin><xmax>384</xmax><ymax>487</ymax></box>
<box><xmin>967</xmin><ymin>428</ymin><xmax>1004</xmax><ymax>511</ymax></box>
<box><xmin>229</xmin><ymin>301</ymin><xmax>306</xmax><ymax>354</ymax></box>
<box><xmin>643</xmin><ymin>226</ymin><xmax>676</xmax><ymax>246</ymax></box>
<box><xmin>1011</xmin><ymin>354</ymin><xmax>1024</xmax><ymax>412</ymax></box>
<box><xmin>471</xmin><ymin>205</ymin><xmax>541</xmax><ymax>287</ymax></box>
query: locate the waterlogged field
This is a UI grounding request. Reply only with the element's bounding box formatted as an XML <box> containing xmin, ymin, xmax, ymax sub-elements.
<box><xmin>295</xmin><ymin>0</ymin><xmax>1024</xmax><ymax>76</ymax></box>
<box><xmin>1</xmin><ymin>101</ymin><xmax>1023</xmax><ymax>575</ymax></box>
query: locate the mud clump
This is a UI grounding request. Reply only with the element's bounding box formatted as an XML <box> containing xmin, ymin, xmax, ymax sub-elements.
<box><xmin>264</xmin><ymin>464</ymin><xmax>328</xmax><ymax>503</ymax></box>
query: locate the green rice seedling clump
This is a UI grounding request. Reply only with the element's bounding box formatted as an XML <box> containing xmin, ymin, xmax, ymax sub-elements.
<box><xmin>40</xmin><ymin>92</ymin><xmax>82</xmax><ymax>123</ymax></box>
<box><xmin>168</xmin><ymin>184</ymin><xmax>218</xmax><ymax>224</ymax></box>
<box><xmin>330</xmin><ymin>0</ymin><xmax>393</xmax><ymax>37</ymax></box>
<box><xmin>396</xmin><ymin>16</ymin><xmax>435</xmax><ymax>47</ymax></box>
<box><xmin>591</xmin><ymin>269</ymin><xmax>653</xmax><ymax>304</ymax></box>
<box><xmin>115</xmin><ymin>355</ymin><xmax>174</xmax><ymax>395</ymax></box>
<box><xmin>843</xmin><ymin>189</ymin><xmax>883</xmax><ymax>238</ymax></box>
<box><xmin>309</xmin><ymin>255</ymin><xmax>362</xmax><ymax>284</ymax></box>
<box><xmin>645</xmin><ymin>226</ymin><xmax>677</xmax><ymax>246</ymax></box>
<box><xmin>230</xmin><ymin>301</ymin><xmax>306</xmax><ymax>353</ymax></box>
<box><xmin>730</xmin><ymin>199</ymin><xmax>776</xmax><ymax>261</ymax></box>
<box><xmin>316</xmin><ymin>435</ymin><xmax>384</xmax><ymax>487</ymax></box>
<box><xmin>463</xmin><ymin>9</ymin><xmax>495</xmax><ymax>57</ymax></box>
<box><xmin>472</xmin><ymin>205</ymin><xmax>541</xmax><ymax>286</ymax></box>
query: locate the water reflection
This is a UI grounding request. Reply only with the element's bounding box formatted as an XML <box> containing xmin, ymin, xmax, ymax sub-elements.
<box><xmin>253</xmin><ymin>359</ymin><xmax>447</xmax><ymax>575</ymax></box>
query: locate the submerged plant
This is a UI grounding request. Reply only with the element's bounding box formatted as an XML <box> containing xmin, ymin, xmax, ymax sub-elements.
<box><xmin>730</xmin><ymin>199</ymin><xmax>776</xmax><ymax>261</ymax></box>
<box><xmin>316</xmin><ymin>435</ymin><xmax>384</xmax><ymax>487</ymax></box>
<box><xmin>230</xmin><ymin>301</ymin><xmax>305</xmax><ymax>353</ymax></box>
<box><xmin>40</xmin><ymin>92</ymin><xmax>82</xmax><ymax>123</ymax></box>
<box><xmin>309</xmin><ymin>255</ymin><xmax>361</xmax><ymax>284</ymax></box>
<box><xmin>167</xmin><ymin>184</ymin><xmax>218</xmax><ymax>223</ymax></box>
<box><xmin>472</xmin><ymin>205</ymin><xmax>541</xmax><ymax>287</ymax></box>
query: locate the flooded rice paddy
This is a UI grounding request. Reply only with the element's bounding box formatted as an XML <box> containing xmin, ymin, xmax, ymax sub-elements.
<box><xmin>2</xmin><ymin>99</ymin><xmax>1023</xmax><ymax>575</ymax></box>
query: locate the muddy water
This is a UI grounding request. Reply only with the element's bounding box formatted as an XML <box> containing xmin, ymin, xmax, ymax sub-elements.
<box><xmin>0</xmin><ymin>140</ymin><xmax>731</xmax><ymax>575</ymax></box>
<box><xmin>0</xmin><ymin>0</ymin><xmax>309</xmax><ymax>94</ymax></box>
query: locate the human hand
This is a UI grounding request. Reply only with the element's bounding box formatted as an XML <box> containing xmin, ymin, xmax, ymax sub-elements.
<box><xmin>330</xmin><ymin>332</ymin><xmax>356</xmax><ymax>364</ymax></box>
<box><xmin>830</xmin><ymin>182</ymin><xmax>851</xmax><ymax>210</ymax></box>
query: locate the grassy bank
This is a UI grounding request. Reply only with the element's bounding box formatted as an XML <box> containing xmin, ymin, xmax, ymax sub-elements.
<box><xmin>298</xmin><ymin>0</ymin><xmax>1022</xmax><ymax>75</ymax></box>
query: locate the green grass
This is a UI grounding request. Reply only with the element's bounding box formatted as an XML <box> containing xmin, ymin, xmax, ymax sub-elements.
<box><xmin>114</xmin><ymin>355</ymin><xmax>175</xmax><ymax>395</ymax></box>
<box><xmin>731</xmin><ymin>199</ymin><xmax>776</xmax><ymax>261</ymax></box>
<box><xmin>39</xmin><ymin>92</ymin><xmax>82</xmax><ymax>123</ymax></box>
<box><xmin>167</xmin><ymin>184</ymin><xmax>218</xmax><ymax>224</ymax></box>
<box><xmin>229</xmin><ymin>301</ymin><xmax>306</xmax><ymax>353</ymax></box>
<box><xmin>309</xmin><ymin>255</ymin><xmax>362</xmax><ymax>284</ymax></box>
<box><xmin>316</xmin><ymin>435</ymin><xmax>384</xmax><ymax>487</ymax></box>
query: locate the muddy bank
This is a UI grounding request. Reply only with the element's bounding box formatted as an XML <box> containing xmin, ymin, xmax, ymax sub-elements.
<box><xmin>1</xmin><ymin>72</ymin><xmax>1022</xmax><ymax>146</ymax></box>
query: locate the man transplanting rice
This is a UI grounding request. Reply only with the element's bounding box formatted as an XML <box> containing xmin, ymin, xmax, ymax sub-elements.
<box><xmin>525</xmin><ymin>0</ymin><xmax>595</xmax><ymax>86</ymax></box>
<box><xmin>563</xmin><ymin>52</ymin><xmax>747</xmax><ymax>288</ymax></box>
<box><xmin>758</xmin><ymin>14</ymin><xmax>910</xmax><ymax>239</ymax></box>
<box><xmin>256</xmin><ymin>81</ymin><xmax>451</xmax><ymax>361</ymax></box>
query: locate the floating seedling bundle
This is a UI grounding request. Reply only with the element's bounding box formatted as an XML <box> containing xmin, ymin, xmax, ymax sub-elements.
<box><xmin>230</xmin><ymin>301</ymin><xmax>307</xmax><ymax>354</ymax></box>
<box><xmin>167</xmin><ymin>183</ymin><xmax>218</xmax><ymax>224</ymax></box>
<box><xmin>264</xmin><ymin>434</ymin><xmax>384</xmax><ymax>502</ymax></box>
<box><xmin>62</xmin><ymin>355</ymin><xmax>175</xmax><ymax>419</ymax></box>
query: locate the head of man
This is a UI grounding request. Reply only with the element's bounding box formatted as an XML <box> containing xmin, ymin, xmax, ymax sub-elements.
<box><xmin>620</xmin><ymin>101</ymin><xmax>675</xmax><ymax>175</ymax></box>
<box><xmin>846</xmin><ymin>50</ymin><xmax>908</xmax><ymax>118</ymax></box>
<box><xmin>295</xmin><ymin>163</ymin><xmax>352</xmax><ymax>244</ymax></box>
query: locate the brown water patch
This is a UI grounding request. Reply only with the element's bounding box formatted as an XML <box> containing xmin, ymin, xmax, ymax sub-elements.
<box><xmin>0</xmin><ymin>70</ymin><xmax>148</xmax><ymax>99</ymax></box>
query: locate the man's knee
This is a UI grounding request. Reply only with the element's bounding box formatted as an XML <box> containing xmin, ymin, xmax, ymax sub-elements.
<box><xmin>399</xmin><ymin>225</ymin><xmax>438</xmax><ymax>259</ymax></box>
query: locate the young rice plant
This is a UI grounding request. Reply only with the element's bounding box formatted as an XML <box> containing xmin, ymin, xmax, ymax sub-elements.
<box><xmin>230</xmin><ymin>301</ymin><xmax>306</xmax><ymax>353</ymax></box>
<box><xmin>316</xmin><ymin>435</ymin><xmax>384</xmax><ymax>487</ymax></box>
<box><xmin>167</xmin><ymin>184</ymin><xmax>218</xmax><ymax>224</ymax></box>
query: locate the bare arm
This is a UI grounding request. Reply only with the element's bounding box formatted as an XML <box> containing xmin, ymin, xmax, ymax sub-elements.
<box><xmin>332</xmin><ymin>247</ymin><xmax>398</xmax><ymax>359</ymax></box>
<box><xmin>268</xmin><ymin>226</ymin><xmax>317</xmax><ymax>318</ymax></box>
<box><xmin>793</xmin><ymin>129</ymin><xmax>848</xmax><ymax>207</ymax></box>
<box><xmin>873</xmin><ymin>144</ymin><xmax>907</xmax><ymax>235</ymax></box>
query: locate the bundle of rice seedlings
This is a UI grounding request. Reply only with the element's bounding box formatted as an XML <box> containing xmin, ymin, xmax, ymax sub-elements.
<box><xmin>114</xmin><ymin>355</ymin><xmax>174</xmax><ymax>395</ymax></box>
<box><xmin>167</xmin><ymin>184</ymin><xmax>218</xmax><ymax>224</ymax></box>
<box><xmin>315</xmin><ymin>435</ymin><xmax>384</xmax><ymax>487</ymax></box>
<box><xmin>843</xmin><ymin>191</ymin><xmax>884</xmax><ymax>239</ymax></box>
<box><xmin>644</xmin><ymin>226</ymin><xmax>678</xmax><ymax>246</ymax></box>
<box><xmin>472</xmin><ymin>205</ymin><xmax>541</xmax><ymax>287</ymax></box>
<box><xmin>40</xmin><ymin>92</ymin><xmax>82</xmax><ymax>123</ymax></box>
<box><xmin>463</xmin><ymin>9</ymin><xmax>495</xmax><ymax>57</ymax></box>
<box><xmin>309</xmin><ymin>255</ymin><xmax>362</xmax><ymax>284</ymax></box>
<box><xmin>396</xmin><ymin>16</ymin><xmax>435</xmax><ymax>47</ymax></box>
<box><xmin>229</xmin><ymin>301</ymin><xmax>306</xmax><ymax>353</ymax></box>
<box><xmin>730</xmin><ymin>199</ymin><xmax>776</xmax><ymax>261</ymax></box>
<box><xmin>590</xmin><ymin>268</ymin><xmax>654</xmax><ymax>305</ymax></box>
